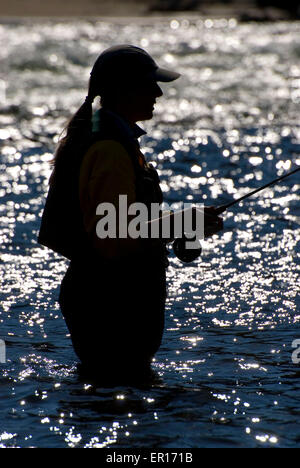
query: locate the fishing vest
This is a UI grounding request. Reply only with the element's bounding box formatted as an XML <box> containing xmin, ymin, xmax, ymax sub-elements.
<box><xmin>38</xmin><ymin>109</ymin><xmax>165</xmax><ymax>262</ymax></box>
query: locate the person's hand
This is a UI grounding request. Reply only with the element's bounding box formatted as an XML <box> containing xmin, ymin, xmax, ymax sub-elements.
<box><xmin>203</xmin><ymin>206</ymin><xmax>223</xmax><ymax>238</ymax></box>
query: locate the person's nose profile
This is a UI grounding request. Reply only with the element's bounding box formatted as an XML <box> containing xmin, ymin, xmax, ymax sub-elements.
<box><xmin>154</xmin><ymin>83</ymin><xmax>163</xmax><ymax>98</ymax></box>
<box><xmin>156</xmin><ymin>84</ymin><xmax>164</xmax><ymax>97</ymax></box>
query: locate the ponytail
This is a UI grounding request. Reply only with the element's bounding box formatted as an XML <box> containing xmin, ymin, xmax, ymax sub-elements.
<box><xmin>67</xmin><ymin>95</ymin><xmax>94</xmax><ymax>136</ymax></box>
<box><xmin>52</xmin><ymin>91</ymin><xmax>95</xmax><ymax>175</ymax></box>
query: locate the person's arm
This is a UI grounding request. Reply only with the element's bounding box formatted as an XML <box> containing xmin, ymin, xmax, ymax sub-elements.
<box><xmin>146</xmin><ymin>206</ymin><xmax>223</xmax><ymax>242</ymax></box>
<box><xmin>79</xmin><ymin>140</ymin><xmax>145</xmax><ymax>260</ymax></box>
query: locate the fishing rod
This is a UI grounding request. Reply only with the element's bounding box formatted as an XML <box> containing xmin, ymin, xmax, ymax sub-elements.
<box><xmin>173</xmin><ymin>166</ymin><xmax>300</xmax><ymax>262</ymax></box>
<box><xmin>214</xmin><ymin>166</ymin><xmax>300</xmax><ymax>215</ymax></box>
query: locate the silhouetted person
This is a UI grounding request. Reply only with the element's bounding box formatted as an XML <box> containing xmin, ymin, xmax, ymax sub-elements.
<box><xmin>38</xmin><ymin>45</ymin><xmax>222</xmax><ymax>380</ymax></box>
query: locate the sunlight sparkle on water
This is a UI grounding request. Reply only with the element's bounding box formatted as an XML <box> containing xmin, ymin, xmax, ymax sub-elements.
<box><xmin>0</xmin><ymin>17</ymin><xmax>299</xmax><ymax>449</ymax></box>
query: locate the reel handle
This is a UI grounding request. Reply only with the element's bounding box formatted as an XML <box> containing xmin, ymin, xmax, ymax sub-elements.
<box><xmin>172</xmin><ymin>237</ymin><xmax>202</xmax><ymax>263</ymax></box>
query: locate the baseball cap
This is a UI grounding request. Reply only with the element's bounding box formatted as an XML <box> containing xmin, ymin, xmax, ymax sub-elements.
<box><xmin>90</xmin><ymin>44</ymin><xmax>180</xmax><ymax>94</ymax></box>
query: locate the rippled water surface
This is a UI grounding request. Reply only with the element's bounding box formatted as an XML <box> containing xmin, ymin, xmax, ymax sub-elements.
<box><xmin>0</xmin><ymin>17</ymin><xmax>300</xmax><ymax>448</ymax></box>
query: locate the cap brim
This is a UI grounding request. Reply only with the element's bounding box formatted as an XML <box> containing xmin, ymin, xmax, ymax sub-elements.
<box><xmin>153</xmin><ymin>67</ymin><xmax>181</xmax><ymax>82</ymax></box>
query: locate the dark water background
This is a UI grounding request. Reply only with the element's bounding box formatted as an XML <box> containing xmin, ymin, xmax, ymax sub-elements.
<box><xmin>0</xmin><ymin>17</ymin><xmax>300</xmax><ymax>448</ymax></box>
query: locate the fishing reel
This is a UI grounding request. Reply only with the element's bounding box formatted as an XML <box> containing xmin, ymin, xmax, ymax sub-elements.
<box><xmin>172</xmin><ymin>236</ymin><xmax>202</xmax><ymax>263</ymax></box>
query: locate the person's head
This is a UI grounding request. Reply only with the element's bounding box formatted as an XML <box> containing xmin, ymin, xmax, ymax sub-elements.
<box><xmin>100</xmin><ymin>73</ymin><xmax>164</xmax><ymax>123</ymax></box>
<box><xmin>88</xmin><ymin>44</ymin><xmax>180</xmax><ymax>123</ymax></box>
<box><xmin>53</xmin><ymin>45</ymin><xmax>180</xmax><ymax>169</ymax></box>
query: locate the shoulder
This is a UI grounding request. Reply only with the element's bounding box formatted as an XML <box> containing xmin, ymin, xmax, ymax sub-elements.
<box><xmin>81</xmin><ymin>139</ymin><xmax>134</xmax><ymax>177</ymax></box>
<box><xmin>84</xmin><ymin>139</ymin><xmax>131</xmax><ymax>163</ymax></box>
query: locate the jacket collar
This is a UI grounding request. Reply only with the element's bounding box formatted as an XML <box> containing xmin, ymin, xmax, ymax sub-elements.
<box><xmin>92</xmin><ymin>108</ymin><xmax>146</xmax><ymax>142</ymax></box>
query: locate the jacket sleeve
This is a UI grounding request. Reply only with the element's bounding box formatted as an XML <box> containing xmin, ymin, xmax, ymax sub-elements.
<box><xmin>79</xmin><ymin>139</ymin><xmax>143</xmax><ymax>259</ymax></box>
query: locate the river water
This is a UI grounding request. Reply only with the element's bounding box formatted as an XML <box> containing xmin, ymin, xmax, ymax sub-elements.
<box><xmin>0</xmin><ymin>16</ymin><xmax>300</xmax><ymax>448</ymax></box>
